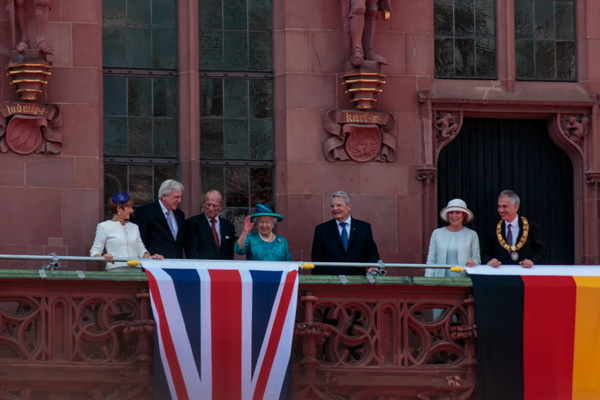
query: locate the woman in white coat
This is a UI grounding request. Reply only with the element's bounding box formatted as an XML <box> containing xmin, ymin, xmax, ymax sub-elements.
<box><xmin>90</xmin><ymin>192</ymin><xmax>163</xmax><ymax>271</ymax></box>
<box><xmin>425</xmin><ymin>199</ymin><xmax>481</xmax><ymax>277</ymax></box>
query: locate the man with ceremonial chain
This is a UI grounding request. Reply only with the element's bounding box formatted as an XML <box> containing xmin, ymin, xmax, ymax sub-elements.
<box><xmin>483</xmin><ymin>190</ymin><xmax>546</xmax><ymax>268</ymax></box>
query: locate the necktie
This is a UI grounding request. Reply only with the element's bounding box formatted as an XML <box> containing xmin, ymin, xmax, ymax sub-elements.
<box><xmin>506</xmin><ymin>223</ymin><xmax>513</xmax><ymax>246</ymax></box>
<box><xmin>166</xmin><ymin>211</ymin><xmax>177</xmax><ymax>239</ymax></box>
<box><xmin>211</xmin><ymin>218</ymin><xmax>220</xmax><ymax>251</ymax></box>
<box><xmin>340</xmin><ymin>222</ymin><xmax>349</xmax><ymax>251</ymax></box>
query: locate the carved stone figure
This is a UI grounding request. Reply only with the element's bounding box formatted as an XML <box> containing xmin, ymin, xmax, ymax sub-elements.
<box><xmin>565</xmin><ymin>116</ymin><xmax>589</xmax><ymax>143</ymax></box>
<box><xmin>434</xmin><ymin>113</ymin><xmax>460</xmax><ymax>140</ymax></box>
<box><xmin>342</xmin><ymin>0</ymin><xmax>391</xmax><ymax>67</ymax></box>
<box><xmin>7</xmin><ymin>0</ymin><xmax>54</xmax><ymax>55</ymax></box>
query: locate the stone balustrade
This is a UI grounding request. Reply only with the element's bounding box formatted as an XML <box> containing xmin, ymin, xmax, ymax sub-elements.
<box><xmin>0</xmin><ymin>270</ymin><xmax>475</xmax><ymax>400</ymax></box>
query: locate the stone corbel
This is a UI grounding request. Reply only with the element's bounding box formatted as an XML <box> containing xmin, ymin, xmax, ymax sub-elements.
<box><xmin>558</xmin><ymin>114</ymin><xmax>589</xmax><ymax>145</ymax></box>
<box><xmin>417</xmin><ymin>164</ymin><xmax>437</xmax><ymax>187</ymax></box>
<box><xmin>585</xmin><ymin>170</ymin><xmax>600</xmax><ymax>190</ymax></box>
<box><xmin>434</xmin><ymin>110</ymin><xmax>463</xmax><ymax>158</ymax></box>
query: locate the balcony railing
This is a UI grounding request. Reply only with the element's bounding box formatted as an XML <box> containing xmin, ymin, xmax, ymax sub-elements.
<box><xmin>0</xmin><ymin>269</ymin><xmax>475</xmax><ymax>399</ymax></box>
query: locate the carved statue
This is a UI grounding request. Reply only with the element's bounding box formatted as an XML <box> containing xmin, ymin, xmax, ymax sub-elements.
<box><xmin>565</xmin><ymin>116</ymin><xmax>588</xmax><ymax>143</ymax></box>
<box><xmin>342</xmin><ymin>0</ymin><xmax>391</xmax><ymax>67</ymax></box>
<box><xmin>434</xmin><ymin>113</ymin><xmax>460</xmax><ymax>140</ymax></box>
<box><xmin>7</xmin><ymin>0</ymin><xmax>54</xmax><ymax>55</ymax></box>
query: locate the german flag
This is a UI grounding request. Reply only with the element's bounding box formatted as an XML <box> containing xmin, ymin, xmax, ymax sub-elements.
<box><xmin>471</xmin><ymin>270</ymin><xmax>600</xmax><ymax>400</ymax></box>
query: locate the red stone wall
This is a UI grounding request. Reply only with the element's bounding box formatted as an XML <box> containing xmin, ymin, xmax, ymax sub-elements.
<box><xmin>273</xmin><ymin>1</ymin><xmax>433</xmax><ymax>265</ymax></box>
<box><xmin>0</xmin><ymin>0</ymin><xmax>104</xmax><ymax>270</ymax></box>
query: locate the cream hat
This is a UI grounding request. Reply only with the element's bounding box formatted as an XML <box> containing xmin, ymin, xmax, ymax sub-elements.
<box><xmin>440</xmin><ymin>198</ymin><xmax>474</xmax><ymax>223</ymax></box>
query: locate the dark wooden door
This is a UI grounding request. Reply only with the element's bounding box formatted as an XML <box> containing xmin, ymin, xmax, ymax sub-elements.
<box><xmin>437</xmin><ymin>118</ymin><xmax>574</xmax><ymax>265</ymax></box>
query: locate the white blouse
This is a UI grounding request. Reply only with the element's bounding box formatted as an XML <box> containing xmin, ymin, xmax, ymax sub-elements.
<box><xmin>90</xmin><ymin>220</ymin><xmax>148</xmax><ymax>270</ymax></box>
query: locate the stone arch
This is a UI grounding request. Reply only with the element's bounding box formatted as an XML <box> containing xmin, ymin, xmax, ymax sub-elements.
<box><xmin>418</xmin><ymin>98</ymin><xmax>597</xmax><ymax>264</ymax></box>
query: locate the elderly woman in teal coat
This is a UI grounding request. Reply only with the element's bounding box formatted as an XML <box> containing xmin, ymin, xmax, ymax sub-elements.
<box><xmin>235</xmin><ymin>204</ymin><xmax>292</xmax><ymax>261</ymax></box>
<box><xmin>425</xmin><ymin>198</ymin><xmax>481</xmax><ymax>277</ymax></box>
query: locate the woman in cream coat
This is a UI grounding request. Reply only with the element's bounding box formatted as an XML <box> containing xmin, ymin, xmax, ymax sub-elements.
<box><xmin>90</xmin><ymin>192</ymin><xmax>163</xmax><ymax>271</ymax></box>
<box><xmin>425</xmin><ymin>199</ymin><xmax>481</xmax><ymax>277</ymax></box>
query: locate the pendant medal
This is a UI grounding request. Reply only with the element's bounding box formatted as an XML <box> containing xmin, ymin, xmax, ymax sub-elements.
<box><xmin>496</xmin><ymin>217</ymin><xmax>530</xmax><ymax>262</ymax></box>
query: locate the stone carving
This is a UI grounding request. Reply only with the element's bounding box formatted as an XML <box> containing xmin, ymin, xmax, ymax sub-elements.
<box><xmin>446</xmin><ymin>375</ymin><xmax>462</xmax><ymax>387</ymax></box>
<box><xmin>345</xmin><ymin>124</ymin><xmax>381</xmax><ymax>161</ymax></box>
<box><xmin>584</xmin><ymin>171</ymin><xmax>600</xmax><ymax>190</ymax></box>
<box><xmin>340</xmin><ymin>0</ymin><xmax>391</xmax><ymax>109</ymax></box>
<box><xmin>324</xmin><ymin>110</ymin><xmax>395</xmax><ymax>162</ymax></box>
<box><xmin>341</xmin><ymin>0</ymin><xmax>391</xmax><ymax>68</ymax></box>
<box><xmin>434</xmin><ymin>112</ymin><xmax>462</xmax><ymax>142</ymax></box>
<box><xmin>3</xmin><ymin>0</ymin><xmax>60</xmax><ymax>154</ymax></box>
<box><xmin>7</xmin><ymin>0</ymin><xmax>54</xmax><ymax>55</ymax></box>
<box><xmin>450</xmin><ymin>324</ymin><xmax>477</xmax><ymax>340</ymax></box>
<box><xmin>0</xmin><ymin>102</ymin><xmax>62</xmax><ymax>154</ymax></box>
<box><xmin>417</xmin><ymin>164</ymin><xmax>437</xmax><ymax>187</ymax></box>
<box><xmin>564</xmin><ymin>115</ymin><xmax>589</xmax><ymax>144</ymax></box>
<box><xmin>292</xmin><ymin>285</ymin><xmax>477</xmax><ymax>398</ymax></box>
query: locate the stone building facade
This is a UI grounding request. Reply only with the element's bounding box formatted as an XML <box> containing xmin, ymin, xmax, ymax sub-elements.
<box><xmin>0</xmin><ymin>0</ymin><xmax>598</xmax><ymax>269</ymax></box>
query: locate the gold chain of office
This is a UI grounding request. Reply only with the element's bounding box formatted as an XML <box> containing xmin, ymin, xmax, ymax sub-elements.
<box><xmin>496</xmin><ymin>216</ymin><xmax>529</xmax><ymax>252</ymax></box>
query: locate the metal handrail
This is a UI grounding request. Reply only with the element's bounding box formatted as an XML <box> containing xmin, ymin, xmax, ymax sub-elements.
<box><xmin>0</xmin><ymin>253</ymin><xmax>141</xmax><ymax>271</ymax></box>
<box><xmin>0</xmin><ymin>253</ymin><xmax>460</xmax><ymax>274</ymax></box>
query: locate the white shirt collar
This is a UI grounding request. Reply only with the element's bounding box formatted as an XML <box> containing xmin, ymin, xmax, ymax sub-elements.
<box><xmin>205</xmin><ymin>213</ymin><xmax>220</xmax><ymax>223</ymax></box>
<box><xmin>506</xmin><ymin>215</ymin><xmax>519</xmax><ymax>228</ymax></box>
<box><xmin>337</xmin><ymin>216</ymin><xmax>352</xmax><ymax>226</ymax></box>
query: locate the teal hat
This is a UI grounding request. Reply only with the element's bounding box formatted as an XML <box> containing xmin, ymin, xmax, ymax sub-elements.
<box><xmin>250</xmin><ymin>204</ymin><xmax>284</xmax><ymax>222</ymax></box>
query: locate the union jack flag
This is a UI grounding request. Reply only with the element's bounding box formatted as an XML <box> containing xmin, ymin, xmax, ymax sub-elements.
<box><xmin>143</xmin><ymin>260</ymin><xmax>299</xmax><ymax>400</ymax></box>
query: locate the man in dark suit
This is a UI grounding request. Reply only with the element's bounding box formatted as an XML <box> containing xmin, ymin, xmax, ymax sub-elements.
<box><xmin>184</xmin><ymin>190</ymin><xmax>236</xmax><ymax>260</ymax></box>
<box><xmin>311</xmin><ymin>190</ymin><xmax>380</xmax><ymax>275</ymax></box>
<box><xmin>483</xmin><ymin>190</ymin><xmax>546</xmax><ymax>268</ymax></box>
<box><xmin>131</xmin><ymin>179</ymin><xmax>185</xmax><ymax>259</ymax></box>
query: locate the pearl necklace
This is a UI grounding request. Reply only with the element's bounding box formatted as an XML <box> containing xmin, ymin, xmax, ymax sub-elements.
<box><xmin>260</xmin><ymin>232</ymin><xmax>275</xmax><ymax>242</ymax></box>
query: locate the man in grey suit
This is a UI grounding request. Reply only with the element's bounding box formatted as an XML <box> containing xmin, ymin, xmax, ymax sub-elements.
<box><xmin>184</xmin><ymin>190</ymin><xmax>236</xmax><ymax>260</ymax></box>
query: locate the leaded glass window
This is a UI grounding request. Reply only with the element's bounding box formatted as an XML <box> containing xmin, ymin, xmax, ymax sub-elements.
<box><xmin>103</xmin><ymin>0</ymin><xmax>179</xmax><ymax>216</ymax></box>
<box><xmin>515</xmin><ymin>0</ymin><xmax>576</xmax><ymax>81</ymax></box>
<box><xmin>104</xmin><ymin>76</ymin><xmax>178</xmax><ymax>158</ymax></box>
<box><xmin>434</xmin><ymin>0</ymin><xmax>496</xmax><ymax>79</ymax></box>
<box><xmin>104</xmin><ymin>163</ymin><xmax>178</xmax><ymax>218</ymax></box>
<box><xmin>198</xmin><ymin>0</ymin><xmax>272</xmax><ymax>71</ymax></box>
<box><xmin>199</xmin><ymin>0</ymin><xmax>274</xmax><ymax>229</ymax></box>
<box><xmin>103</xmin><ymin>0</ymin><xmax>177</xmax><ymax>69</ymax></box>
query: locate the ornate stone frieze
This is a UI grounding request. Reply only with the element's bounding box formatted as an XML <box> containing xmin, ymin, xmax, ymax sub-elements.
<box><xmin>323</xmin><ymin>110</ymin><xmax>395</xmax><ymax>162</ymax></box>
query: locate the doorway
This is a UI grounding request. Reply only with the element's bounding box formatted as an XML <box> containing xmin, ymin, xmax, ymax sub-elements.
<box><xmin>436</xmin><ymin>118</ymin><xmax>574</xmax><ymax>265</ymax></box>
